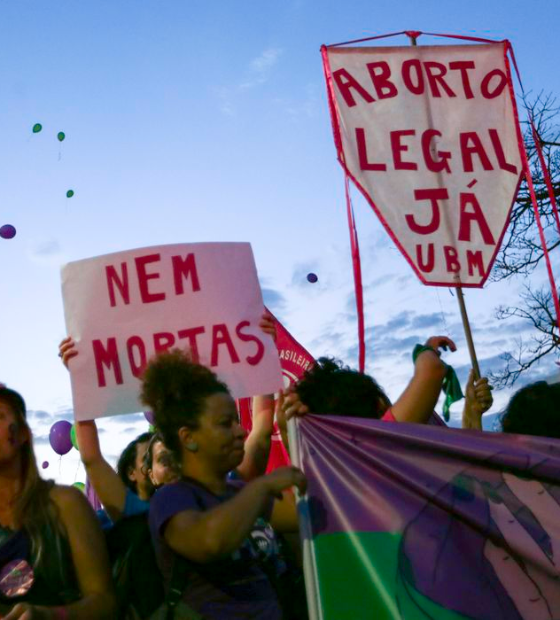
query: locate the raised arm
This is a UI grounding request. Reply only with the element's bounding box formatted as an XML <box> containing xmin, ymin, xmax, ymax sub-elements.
<box><xmin>236</xmin><ymin>394</ymin><xmax>275</xmax><ymax>480</ymax></box>
<box><xmin>390</xmin><ymin>336</ymin><xmax>456</xmax><ymax>424</ymax></box>
<box><xmin>75</xmin><ymin>421</ymin><xmax>128</xmax><ymax>520</ymax></box>
<box><xmin>235</xmin><ymin>309</ymin><xmax>279</xmax><ymax>479</ymax></box>
<box><xmin>164</xmin><ymin>467</ymin><xmax>305</xmax><ymax>564</ymax></box>
<box><xmin>59</xmin><ymin>337</ymin><xmax>128</xmax><ymax>521</ymax></box>
<box><xmin>275</xmin><ymin>392</ymin><xmax>291</xmax><ymax>455</ymax></box>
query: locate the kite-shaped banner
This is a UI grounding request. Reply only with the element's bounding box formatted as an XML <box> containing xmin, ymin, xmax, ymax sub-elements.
<box><xmin>323</xmin><ymin>42</ymin><xmax>523</xmax><ymax>286</ymax></box>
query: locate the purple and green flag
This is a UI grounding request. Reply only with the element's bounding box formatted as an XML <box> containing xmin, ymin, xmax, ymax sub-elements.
<box><xmin>296</xmin><ymin>415</ymin><xmax>560</xmax><ymax>620</ymax></box>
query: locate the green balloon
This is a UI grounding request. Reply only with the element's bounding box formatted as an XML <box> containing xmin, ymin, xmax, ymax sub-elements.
<box><xmin>70</xmin><ymin>424</ymin><xmax>79</xmax><ymax>450</ymax></box>
<box><xmin>66</xmin><ymin>190</ymin><xmax>74</xmax><ymax>198</ymax></box>
<box><xmin>57</xmin><ymin>132</ymin><xmax>65</xmax><ymax>142</ymax></box>
<box><xmin>73</xmin><ymin>481</ymin><xmax>86</xmax><ymax>493</ymax></box>
<box><xmin>148</xmin><ymin>424</ymin><xmax>156</xmax><ymax>433</ymax></box>
<box><xmin>32</xmin><ymin>123</ymin><xmax>42</xmax><ymax>133</ymax></box>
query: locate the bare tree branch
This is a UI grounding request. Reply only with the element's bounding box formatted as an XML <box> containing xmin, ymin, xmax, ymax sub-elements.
<box><xmin>488</xmin><ymin>93</ymin><xmax>560</xmax><ymax>388</ymax></box>
<box><xmin>489</xmin><ymin>284</ymin><xmax>560</xmax><ymax>388</ymax></box>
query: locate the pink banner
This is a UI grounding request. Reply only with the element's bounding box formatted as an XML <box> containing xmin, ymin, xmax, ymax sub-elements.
<box><xmin>238</xmin><ymin>312</ymin><xmax>315</xmax><ymax>471</ymax></box>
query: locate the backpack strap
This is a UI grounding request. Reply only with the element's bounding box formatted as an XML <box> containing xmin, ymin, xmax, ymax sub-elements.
<box><xmin>164</xmin><ymin>555</ymin><xmax>190</xmax><ymax>620</ymax></box>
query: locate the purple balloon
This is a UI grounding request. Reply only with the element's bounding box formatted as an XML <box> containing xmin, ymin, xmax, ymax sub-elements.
<box><xmin>307</xmin><ymin>272</ymin><xmax>318</xmax><ymax>283</ymax></box>
<box><xmin>49</xmin><ymin>420</ymin><xmax>73</xmax><ymax>456</ymax></box>
<box><xmin>144</xmin><ymin>411</ymin><xmax>155</xmax><ymax>425</ymax></box>
<box><xmin>0</xmin><ymin>225</ymin><xmax>16</xmax><ymax>240</ymax></box>
<box><xmin>41</xmin><ymin>461</ymin><xmax>49</xmax><ymax>469</ymax></box>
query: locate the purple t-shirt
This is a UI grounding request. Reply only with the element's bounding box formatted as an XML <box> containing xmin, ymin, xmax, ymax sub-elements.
<box><xmin>149</xmin><ymin>478</ymin><xmax>283</xmax><ymax>620</ymax></box>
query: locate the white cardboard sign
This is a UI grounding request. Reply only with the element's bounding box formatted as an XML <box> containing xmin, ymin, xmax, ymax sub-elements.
<box><xmin>62</xmin><ymin>243</ymin><xmax>282</xmax><ymax>420</ymax></box>
<box><xmin>325</xmin><ymin>43</ymin><xmax>523</xmax><ymax>287</ymax></box>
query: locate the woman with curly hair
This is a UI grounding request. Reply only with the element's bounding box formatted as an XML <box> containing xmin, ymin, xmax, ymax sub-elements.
<box><xmin>141</xmin><ymin>350</ymin><xmax>306</xmax><ymax>620</ymax></box>
<box><xmin>0</xmin><ymin>386</ymin><xmax>115</xmax><ymax>619</ymax></box>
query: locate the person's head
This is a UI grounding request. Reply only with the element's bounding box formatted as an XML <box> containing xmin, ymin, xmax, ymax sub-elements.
<box><xmin>141</xmin><ymin>350</ymin><xmax>246</xmax><ymax>477</ymax></box>
<box><xmin>117</xmin><ymin>431</ymin><xmax>153</xmax><ymax>500</ymax></box>
<box><xmin>0</xmin><ymin>386</ymin><xmax>57</xmax><ymax>566</ymax></box>
<box><xmin>0</xmin><ymin>386</ymin><xmax>30</xmax><ymax>467</ymax></box>
<box><xmin>142</xmin><ymin>433</ymin><xmax>180</xmax><ymax>491</ymax></box>
<box><xmin>501</xmin><ymin>381</ymin><xmax>560</xmax><ymax>439</ymax></box>
<box><xmin>295</xmin><ymin>357</ymin><xmax>391</xmax><ymax>419</ymax></box>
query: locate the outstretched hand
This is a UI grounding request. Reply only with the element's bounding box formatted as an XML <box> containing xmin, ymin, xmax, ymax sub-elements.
<box><xmin>59</xmin><ymin>336</ymin><xmax>78</xmax><ymax>369</ymax></box>
<box><xmin>259</xmin><ymin>310</ymin><xmax>277</xmax><ymax>342</ymax></box>
<box><xmin>424</xmin><ymin>335</ymin><xmax>457</xmax><ymax>355</ymax></box>
<box><xmin>263</xmin><ymin>466</ymin><xmax>307</xmax><ymax>497</ymax></box>
<box><xmin>281</xmin><ymin>386</ymin><xmax>309</xmax><ymax>420</ymax></box>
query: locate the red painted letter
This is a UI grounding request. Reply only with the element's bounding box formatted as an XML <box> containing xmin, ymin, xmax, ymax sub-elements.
<box><xmin>92</xmin><ymin>338</ymin><xmax>123</xmax><ymax>387</ymax></box>
<box><xmin>402</xmin><ymin>59</ymin><xmax>424</xmax><ymax>95</ymax></box>
<box><xmin>356</xmin><ymin>128</ymin><xmax>386</xmax><ymax>171</ymax></box>
<box><xmin>458</xmin><ymin>192</ymin><xmax>495</xmax><ymax>245</ymax></box>
<box><xmin>466</xmin><ymin>250</ymin><xmax>485</xmax><ymax>277</ymax></box>
<box><xmin>424</xmin><ymin>62</ymin><xmax>456</xmax><ymax>98</ymax></box>
<box><xmin>172</xmin><ymin>253</ymin><xmax>201</xmax><ymax>295</ymax></box>
<box><xmin>153</xmin><ymin>332</ymin><xmax>176</xmax><ymax>354</ymax></box>
<box><xmin>489</xmin><ymin>129</ymin><xmax>517</xmax><ymax>174</ymax></box>
<box><xmin>391</xmin><ymin>130</ymin><xmax>417</xmax><ymax>170</ymax></box>
<box><xmin>444</xmin><ymin>246</ymin><xmax>461</xmax><ymax>273</ymax></box>
<box><xmin>106</xmin><ymin>263</ymin><xmax>130</xmax><ymax>307</ymax></box>
<box><xmin>177</xmin><ymin>326</ymin><xmax>206</xmax><ymax>363</ymax></box>
<box><xmin>460</xmin><ymin>132</ymin><xmax>493</xmax><ymax>172</ymax></box>
<box><xmin>366</xmin><ymin>61</ymin><xmax>398</xmax><ymax>99</ymax></box>
<box><xmin>416</xmin><ymin>244</ymin><xmax>435</xmax><ymax>273</ymax></box>
<box><xmin>421</xmin><ymin>129</ymin><xmax>451</xmax><ymax>173</ymax></box>
<box><xmin>126</xmin><ymin>335</ymin><xmax>147</xmax><ymax>378</ymax></box>
<box><xmin>236</xmin><ymin>321</ymin><xmax>265</xmax><ymax>366</ymax></box>
<box><xmin>332</xmin><ymin>68</ymin><xmax>375</xmax><ymax>108</ymax></box>
<box><xmin>135</xmin><ymin>254</ymin><xmax>165</xmax><ymax>304</ymax></box>
<box><xmin>481</xmin><ymin>69</ymin><xmax>507</xmax><ymax>99</ymax></box>
<box><xmin>405</xmin><ymin>188</ymin><xmax>447</xmax><ymax>235</ymax></box>
<box><xmin>211</xmin><ymin>324</ymin><xmax>240</xmax><ymax>367</ymax></box>
<box><xmin>448</xmin><ymin>61</ymin><xmax>475</xmax><ymax>99</ymax></box>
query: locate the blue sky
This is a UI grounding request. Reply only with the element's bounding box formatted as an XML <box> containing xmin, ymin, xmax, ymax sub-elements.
<box><xmin>1</xmin><ymin>0</ymin><xmax>559</xmax><ymax>483</ymax></box>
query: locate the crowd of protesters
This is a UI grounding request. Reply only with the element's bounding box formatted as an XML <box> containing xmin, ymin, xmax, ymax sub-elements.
<box><xmin>0</xmin><ymin>309</ymin><xmax>557</xmax><ymax>619</ymax></box>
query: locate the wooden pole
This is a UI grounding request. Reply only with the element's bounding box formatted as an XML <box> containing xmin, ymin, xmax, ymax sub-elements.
<box><xmin>288</xmin><ymin>418</ymin><xmax>323</xmax><ymax>620</ymax></box>
<box><xmin>408</xmin><ymin>33</ymin><xmax>481</xmax><ymax>379</ymax></box>
<box><xmin>455</xmin><ymin>279</ymin><xmax>481</xmax><ymax>379</ymax></box>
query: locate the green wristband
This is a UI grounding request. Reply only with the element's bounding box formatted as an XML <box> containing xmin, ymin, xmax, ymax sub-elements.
<box><xmin>412</xmin><ymin>344</ymin><xmax>439</xmax><ymax>363</ymax></box>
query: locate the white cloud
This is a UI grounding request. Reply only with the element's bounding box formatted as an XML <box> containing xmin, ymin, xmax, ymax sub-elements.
<box><xmin>216</xmin><ymin>47</ymin><xmax>284</xmax><ymax>115</ymax></box>
<box><xmin>251</xmin><ymin>48</ymin><xmax>282</xmax><ymax>74</ymax></box>
<box><xmin>241</xmin><ymin>48</ymin><xmax>283</xmax><ymax>89</ymax></box>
